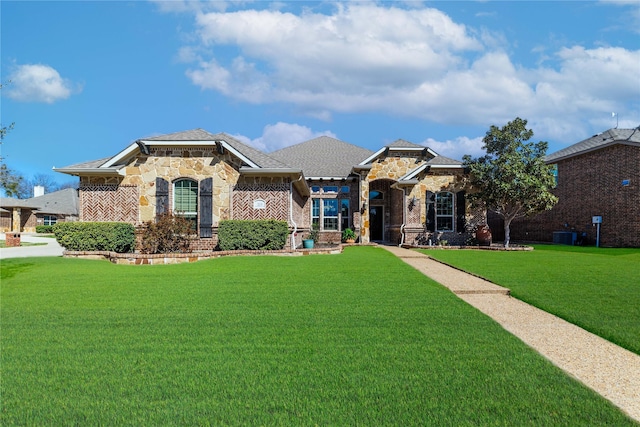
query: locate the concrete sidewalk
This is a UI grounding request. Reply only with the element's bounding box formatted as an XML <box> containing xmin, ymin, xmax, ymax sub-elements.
<box><xmin>382</xmin><ymin>245</ymin><xmax>640</xmax><ymax>423</ymax></box>
<box><xmin>0</xmin><ymin>233</ymin><xmax>64</xmax><ymax>259</ymax></box>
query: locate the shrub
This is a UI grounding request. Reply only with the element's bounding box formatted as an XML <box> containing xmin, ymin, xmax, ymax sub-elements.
<box><xmin>36</xmin><ymin>225</ymin><xmax>54</xmax><ymax>234</ymax></box>
<box><xmin>53</xmin><ymin>222</ymin><xmax>135</xmax><ymax>253</ymax></box>
<box><xmin>218</xmin><ymin>220</ymin><xmax>288</xmax><ymax>251</ymax></box>
<box><xmin>138</xmin><ymin>213</ymin><xmax>194</xmax><ymax>254</ymax></box>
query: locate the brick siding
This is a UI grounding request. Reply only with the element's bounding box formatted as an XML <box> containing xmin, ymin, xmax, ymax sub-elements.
<box><xmin>511</xmin><ymin>144</ymin><xmax>640</xmax><ymax>247</ymax></box>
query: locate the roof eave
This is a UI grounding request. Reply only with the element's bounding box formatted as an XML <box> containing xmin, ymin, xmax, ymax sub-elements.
<box><xmin>53</xmin><ymin>167</ymin><xmax>124</xmax><ymax>177</ymax></box>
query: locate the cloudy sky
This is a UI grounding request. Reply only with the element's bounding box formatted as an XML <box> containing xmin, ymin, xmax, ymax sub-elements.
<box><xmin>2</xmin><ymin>0</ymin><xmax>639</xmax><ymax>185</ymax></box>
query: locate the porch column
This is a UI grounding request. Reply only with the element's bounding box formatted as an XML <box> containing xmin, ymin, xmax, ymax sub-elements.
<box><xmin>11</xmin><ymin>208</ymin><xmax>21</xmax><ymax>232</ymax></box>
<box><xmin>360</xmin><ymin>176</ymin><xmax>370</xmax><ymax>244</ymax></box>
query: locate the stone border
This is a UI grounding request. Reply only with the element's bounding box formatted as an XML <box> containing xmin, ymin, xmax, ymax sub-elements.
<box><xmin>64</xmin><ymin>245</ymin><xmax>344</xmax><ymax>265</ymax></box>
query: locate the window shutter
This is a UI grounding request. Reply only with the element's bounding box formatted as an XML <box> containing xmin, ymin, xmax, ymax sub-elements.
<box><xmin>156</xmin><ymin>177</ymin><xmax>169</xmax><ymax>216</ymax></box>
<box><xmin>199</xmin><ymin>178</ymin><xmax>213</xmax><ymax>238</ymax></box>
<box><xmin>426</xmin><ymin>191</ymin><xmax>435</xmax><ymax>232</ymax></box>
<box><xmin>456</xmin><ymin>191</ymin><xmax>466</xmax><ymax>233</ymax></box>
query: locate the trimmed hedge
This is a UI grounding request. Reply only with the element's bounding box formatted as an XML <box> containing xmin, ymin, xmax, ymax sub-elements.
<box><xmin>218</xmin><ymin>220</ymin><xmax>289</xmax><ymax>251</ymax></box>
<box><xmin>53</xmin><ymin>222</ymin><xmax>136</xmax><ymax>253</ymax></box>
<box><xmin>36</xmin><ymin>225</ymin><xmax>54</xmax><ymax>234</ymax></box>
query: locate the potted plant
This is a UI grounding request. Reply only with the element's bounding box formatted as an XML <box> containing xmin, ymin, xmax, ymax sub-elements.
<box><xmin>342</xmin><ymin>228</ymin><xmax>356</xmax><ymax>244</ymax></box>
<box><xmin>303</xmin><ymin>224</ymin><xmax>319</xmax><ymax>249</ymax></box>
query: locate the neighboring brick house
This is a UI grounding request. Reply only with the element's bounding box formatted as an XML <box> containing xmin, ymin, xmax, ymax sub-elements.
<box><xmin>510</xmin><ymin>128</ymin><xmax>640</xmax><ymax>247</ymax></box>
<box><xmin>0</xmin><ymin>188</ymin><xmax>79</xmax><ymax>232</ymax></box>
<box><xmin>54</xmin><ymin>129</ymin><xmax>484</xmax><ymax>249</ymax></box>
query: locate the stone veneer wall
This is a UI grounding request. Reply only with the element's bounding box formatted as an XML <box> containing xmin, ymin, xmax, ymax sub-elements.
<box><xmin>511</xmin><ymin>144</ymin><xmax>640</xmax><ymax>247</ymax></box>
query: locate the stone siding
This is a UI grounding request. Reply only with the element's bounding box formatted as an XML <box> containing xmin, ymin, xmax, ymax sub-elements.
<box><xmin>511</xmin><ymin>144</ymin><xmax>639</xmax><ymax>247</ymax></box>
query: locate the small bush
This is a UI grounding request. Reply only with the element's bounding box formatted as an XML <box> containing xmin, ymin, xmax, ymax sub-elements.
<box><xmin>218</xmin><ymin>220</ymin><xmax>288</xmax><ymax>251</ymax></box>
<box><xmin>138</xmin><ymin>213</ymin><xmax>194</xmax><ymax>254</ymax></box>
<box><xmin>53</xmin><ymin>222</ymin><xmax>135</xmax><ymax>253</ymax></box>
<box><xmin>36</xmin><ymin>225</ymin><xmax>54</xmax><ymax>234</ymax></box>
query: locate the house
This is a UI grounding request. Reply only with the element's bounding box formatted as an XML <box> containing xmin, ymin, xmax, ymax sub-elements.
<box><xmin>0</xmin><ymin>187</ymin><xmax>79</xmax><ymax>232</ymax></box>
<box><xmin>510</xmin><ymin>127</ymin><xmax>640</xmax><ymax>247</ymax></box>
<box><xmin>53</xmin><ymin>129</ymin><xmax>485</xmax><ymax>249</ymax></box>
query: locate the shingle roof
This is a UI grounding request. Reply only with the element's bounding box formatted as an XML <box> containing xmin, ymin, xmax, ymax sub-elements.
<box><xmin>427</xmin><ymin>155</ymin><xmax>462</xmax><ymax>166</ymax></box>
<box><xmin>0</xmin><ymin>188</ymin><xmax>78</xmax><ymax>215</ymax></box>
<box><xmin>144</xmin><ymin>129</ymin><xmax>287</xmax><ymax>169</ymax></box>
<box><xmin>546</xmin><ymin>128</ymin><xmax>640</xmax><ymax>163</ymax></box>
<box><xmin>56</xmin><ymin>157</ymin><xmax>111</xmax><ymax>170</ymax></box>
<box><xmin>270</xmin><ymin>136</ymin><xmax>374</xmax><ymax>177</ymax></box>
<box><xmin>387</xmin><ymin>139</ymin><xmax>425</xmax><ymax>149</ymax></box>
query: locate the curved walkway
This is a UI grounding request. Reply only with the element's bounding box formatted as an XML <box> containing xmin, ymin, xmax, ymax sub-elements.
<box><xmin>0</xmin><ymin>233</ymin><xmax>64</xmax><ymax>259</ymax></box>
<box><xmin>382</xmin><ymin>245</ymin><xmax>640</xmax><ymax>423</ymax></box>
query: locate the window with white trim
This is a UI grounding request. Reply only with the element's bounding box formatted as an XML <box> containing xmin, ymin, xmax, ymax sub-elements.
<box><xmin>311</xmin><ymin>198</ymin><xmax>350</xmax><ymax>231</ymax></box>
<box><xmin>43</xmin><ymin>215</ymin><xmax>57</xmax><ymax>226</ymax></box>
<box><xmin>435</xmin><ymin>192</ymin><xmax>454</xmax><ymax>231</ymax></box>
<box><xmin>173</xmin><ymin>179</ymin><xmax>198</xmax><ymax>230</ymax></box>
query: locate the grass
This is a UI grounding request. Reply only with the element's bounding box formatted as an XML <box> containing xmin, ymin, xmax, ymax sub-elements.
<box><xmin>1</xmin><ymin>247</ymin><xmax>636</xmax><ymax>425</ymax></box>
<box><xmin>420</xmin><ymin>245</ymin><xmax>640</xmax><ymax>355</ymax></box>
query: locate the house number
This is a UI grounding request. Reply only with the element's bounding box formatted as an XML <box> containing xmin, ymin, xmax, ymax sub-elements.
<box><xmin>253</xmin><ymin>199</ymin><xmax>266</xmax><ymax>210</ymax></box>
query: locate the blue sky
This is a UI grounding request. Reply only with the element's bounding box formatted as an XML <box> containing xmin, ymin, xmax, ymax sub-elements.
<box><xmin>2</xmin><ymin>0</ymin><xmax>639</xmax><ymax>188</ymax></box>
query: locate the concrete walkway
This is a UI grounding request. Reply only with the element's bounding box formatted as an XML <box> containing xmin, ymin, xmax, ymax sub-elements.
<box><xmin>382</xmin><ymin>245</ymin><xmax>640</xmax><ymax>423</ymax></box>
<box><xmin>0</xmin><ymin>233</ymin><xmax>64</xmax><ymax>259</ymax></box>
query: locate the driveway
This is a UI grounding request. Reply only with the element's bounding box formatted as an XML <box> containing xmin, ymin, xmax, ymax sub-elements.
<box><xmin>0</xmin><ymin>233</ymin><xmax>64</xmax><ymax>259</ymax></box>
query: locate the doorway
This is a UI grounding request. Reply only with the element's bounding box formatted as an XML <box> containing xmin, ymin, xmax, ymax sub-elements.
<box><xmin>369</xmin><ymin>206</ymin><xmax>384</xmax><ymax>241</ymax></box>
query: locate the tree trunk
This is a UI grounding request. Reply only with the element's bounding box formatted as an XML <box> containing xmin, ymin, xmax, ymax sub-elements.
<box><xmin>503</xmin><ymin>218</ymin><xmax>512</xmax><ymax>248</ymax></box>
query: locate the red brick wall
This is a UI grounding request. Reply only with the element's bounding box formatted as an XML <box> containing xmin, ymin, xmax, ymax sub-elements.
<box><xmin>512</xmin><ymin>144</ymin><xmax>640</xmax><ymax>247</ymax></box>
<box><xmin>80</xmin><ymin>184</ymin><xmax>139</xmax><ymax>223</ymax></box>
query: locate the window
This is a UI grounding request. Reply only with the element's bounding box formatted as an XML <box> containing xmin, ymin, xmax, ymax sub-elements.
<box><xmin>370</xmin><ymin>190</ymin><xmax>383</xmax><ymax>200</ymax></box>
<box><xmin>43</xmin><ymin>215</ymin><xmax>57</xmax><ymax>226</ymax></box>
<box><xmin>311</xmin><ymin>198</ymin><xmax>349</xmax><ymax>231</ymax></box>
<box><xmin>312</xmin><ymin>198</ymin><xmax>320</xmax><ymax>229</ymax></box>
<box><xmin>173</xmin><ymin>179</ymin><xmax>198</xmax><ymax>230</ymax></box>
<box><xmin>427</xmin><ymin>191</ymin><xmax>464</xmax><ymax>231</ymax></box>
<box><xmin>323</xmin><ymin>199</ymin><xmax>339</xmax><ymax>230</ymax></box>
<box><xmin>340</xmin><ymin>199</ymin><xmax>350</xmax><ymax>230</ymax></box>
<box><xmin>323</xmin><ymin>186</ymin><xmax>338</xmax><ymax>193</ymax></box>
<box><xmin>341</xmin><ymin>186</ymin><xmax>350</xmax><ymax>193</ymax></box>
<box><xmin>435</xmin><ymin>192</ymin><xmax>454</xmax><ymax>231</ymax></box>
<box><xmin>311</xmin><ymin>185</ymin><xmax>321</xmax><ymax>193</ymax></box>
<box><xmin>550</xmin><ymin>164</ymin><xmax>558</xmax><ymax>187</ymax></box>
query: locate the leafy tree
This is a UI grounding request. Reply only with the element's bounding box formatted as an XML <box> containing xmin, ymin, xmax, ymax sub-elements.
<box><xmin>463</xmin><ymin>117</ymin><xmax>558</xmax><ymax>247</ymax></box>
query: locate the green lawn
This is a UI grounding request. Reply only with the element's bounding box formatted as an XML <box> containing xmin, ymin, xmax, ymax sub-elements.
<box><xmin>420</xmin><ymin>245</ymin><xmax>640</xmax><ymax>355</ymax></box>
<box><xmin>1</xmin><ymin>247</ymin><xmax>636</xmax><ymax>425</ymax></box>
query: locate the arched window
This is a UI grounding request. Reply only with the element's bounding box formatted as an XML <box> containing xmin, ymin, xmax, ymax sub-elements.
<box><xmin>173</xmin><ymin>179</ymin><xmax>198</xmax><ymax>230</ymax></box>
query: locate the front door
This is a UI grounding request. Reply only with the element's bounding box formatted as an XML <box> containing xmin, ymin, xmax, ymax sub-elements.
<box><xmin>369</xmin><ymin>206</ymin><xmax>384</xmax><ymax>241</ymax></box>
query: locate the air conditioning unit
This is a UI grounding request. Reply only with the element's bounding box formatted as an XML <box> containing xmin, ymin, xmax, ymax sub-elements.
<box><xmin>553</xmin><ymin>231</ymin><xmax>577</xmax><ymax>245</ymax></box>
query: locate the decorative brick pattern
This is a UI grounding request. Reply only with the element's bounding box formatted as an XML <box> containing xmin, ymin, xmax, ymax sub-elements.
<box><xmin>232</xmin><ymin>182</ymin><xmax>290</xmax><ymax>221</ymax></box>
<box><xmin>80</xmin><ymin>185</ymin><xmax>139</xmax><ymax>223</ymax></box>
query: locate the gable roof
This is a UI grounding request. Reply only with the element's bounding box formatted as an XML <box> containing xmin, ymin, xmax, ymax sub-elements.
<box><xmin>54</xmin><ymin>129</ymin><xmax>288</xmax><ymax>175</ymax></box>
<box><xmin>359</xmin><ymin>139</ymin><xmax>439</xmax><ymax>165</ymax></box>
<box><xmin>270</xmin><ymin>136</ymin><xmax>373</xmax><ymax>178</ymax></box>
<box><xmin>546</xmin><ymin>127</ymin><xmax>640</xmax><ymax>163</ymax></box>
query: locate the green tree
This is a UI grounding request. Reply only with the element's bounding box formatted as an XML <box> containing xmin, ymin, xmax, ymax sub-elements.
<box><xmin>463</xmin><ymin>117</ymin><xmax>558</xmax><ymax>247</ymax></box>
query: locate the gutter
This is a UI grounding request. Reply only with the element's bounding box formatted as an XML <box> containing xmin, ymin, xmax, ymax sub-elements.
<box><xmin>289</xmin><ymin>176</ymin><xmax>303</xmax><ymax>250</ymax></box>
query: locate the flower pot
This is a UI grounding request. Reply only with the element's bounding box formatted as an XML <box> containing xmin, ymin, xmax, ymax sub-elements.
<box><xmin>475</xmin><ymin>225</ymin><xmax>492</xmax><ymax>246</ymax></box>
<box><xmin>302</xmin><ymin>239</ymin><xmax>315</xmax><ymax>249</ymax></box>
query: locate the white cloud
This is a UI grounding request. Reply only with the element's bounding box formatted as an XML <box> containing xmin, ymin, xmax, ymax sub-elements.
<box><xmin>421</xmin><ymin>136</ymin><xmax>485</xmax><ymax>161</ymax></box>
<box><xmin>176</xmin><ymin>3</ymin><xmax>639</xmax><ymax>143</ymax></box>
<box><xmin>232</xmin><ymin>122</ymin><xmax>337</xmax><ymax>152</ymax></box>
<box><xmin>6</xmin><ymin>64</ymin><xmax>78</xmax><ymax>104</ymax></box>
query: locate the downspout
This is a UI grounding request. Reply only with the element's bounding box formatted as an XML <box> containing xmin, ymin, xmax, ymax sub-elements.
<box><xmin>290</xmin><ymin>176</ymin><xmax>303</xmax><ymax>250</ymax></box>
<box><xmin>399</xmin><ymin>188</ymin><xmax>406</xmax><ymax>247</ymax></box>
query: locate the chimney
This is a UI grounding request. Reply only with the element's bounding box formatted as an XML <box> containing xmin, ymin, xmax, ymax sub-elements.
<box><xmin>34</xmin><ymin>185</ymin><xmax>45</xmax><ymax>197</ymax></box>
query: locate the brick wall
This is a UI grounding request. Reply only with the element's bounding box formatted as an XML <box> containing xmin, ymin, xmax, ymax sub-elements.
<box><xmin>80</xmin><ymin>184</ymin><xmax>139</xmax><ymax>223</ymax></box>
<box><xmin>511</xmin><ymin>144</ymin><xmax>640</xmax><ymax>247</ymax></box>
